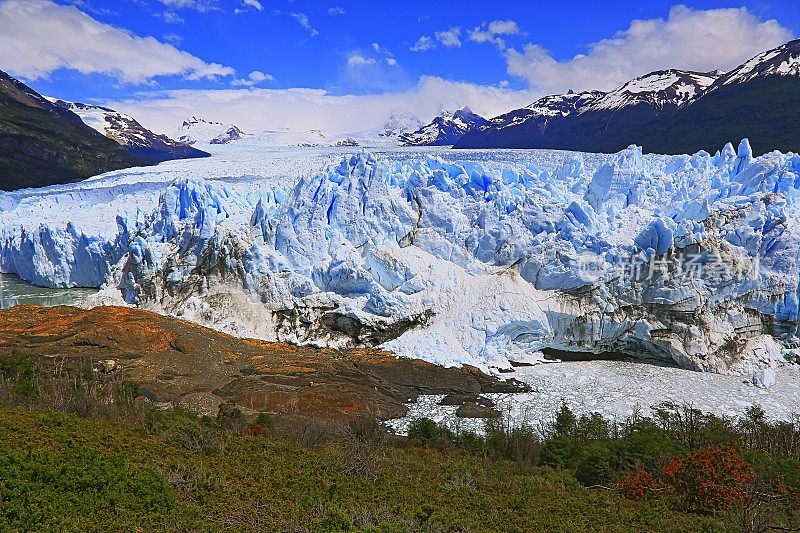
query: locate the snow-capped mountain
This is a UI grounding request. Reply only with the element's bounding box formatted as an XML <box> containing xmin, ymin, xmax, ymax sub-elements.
<box><xmin>587</xmin><ymin>69</ymin><xmax>719</xmax><ymax>111</ymax></box>
<box><xmin>630</xmin><ymin>39</ymin><xmax>800</xmax><ymax>154</ymax></box>
<box><xmin>210</xmin><ymin>125</ymin><xmax>246</xmax><ymax>145</ymax></box>
<box><xmin>399</xmin><ymin>107</ymin><xmax>486</xmax><ymax>146</ymax></box>
<box><xmin>524</xmin><ymin>90</ymin><xmax>606</xmax><ymax>118</ymax></box>
<box><xmin>456</xmin><ymin>72</ymin><xmax>721</xmax><ymax>151</ymax></box>
<box><xmin>176</xmin><ymin>116</ymin><xmax>248</xmax><ymax>145</ymax></box>
<box><xmin>380</xmin><ymin>108</ymin><xmax>423</xmax><ymax>138</ymax></box>
<box><xmin>462</xmin><ymin>91</ymin><xmax>603</xmax><ymax>146</ymax></box>
<box><xmin>0</xmin><ymin>70</ymin><xmax>139</xmax><ymax>190</ymax></box>
<box><xmin>49</xmin><ymin>99</ymin><xmax>209</xmax><ymax>163</ymax></box>
<box><xmin>713</xmin><ymin>38</ymin><xmax>799</xmax><ymax>87</ymax></box>
<box><xmin>334</xmin><ymin>109</ymin><xmax>424</xmax><ymax>148</ymax></box>
<box><xmin>457</xmin><ymin>38</ymin><xmax>799</xmax><ymax>154</ymax></box>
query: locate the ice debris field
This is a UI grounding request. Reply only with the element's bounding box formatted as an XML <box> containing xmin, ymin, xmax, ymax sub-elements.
<box><xmin>388</xmin><ymin>361</ymin><xmax>800</xmax><ymax>436</ymax></box>
<box><xmin>1</xmin><ymin>139</ymin><xmax>799</xmax><ymax>384</ymax></box>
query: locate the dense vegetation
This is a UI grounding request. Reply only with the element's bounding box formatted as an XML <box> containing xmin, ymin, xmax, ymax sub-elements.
<box><xmin>1</xmin><ymin>351</ymin><xmax>800</xmax><ymax>531</ymax></box>
<box><xmin>634</xmin><ymin>77</ymin><xmax>800</xmax><ymax>155</ymax></box>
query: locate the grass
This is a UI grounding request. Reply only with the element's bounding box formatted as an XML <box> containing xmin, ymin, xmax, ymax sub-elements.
<box><xmin>1</xmin><ymin>352</ymin><xmax>797</xmax><ymax>531</ymax></box>
<box><xmin>0</xmin><ymin>406</ymin><xmax>732</xmax><ymax>533</ymax></box>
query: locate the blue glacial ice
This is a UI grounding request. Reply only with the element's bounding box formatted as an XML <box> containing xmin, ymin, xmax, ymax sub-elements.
<box><xmin>1</xmin><ymin>141</ymin><xmax>799</xmax><ymax>373</ymax></box>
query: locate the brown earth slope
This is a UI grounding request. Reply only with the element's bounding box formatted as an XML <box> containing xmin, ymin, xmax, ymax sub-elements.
<box><xmin>0</xmin><ymin>305</ymin><xmax>525</xmax><ymax>419</ymax></box>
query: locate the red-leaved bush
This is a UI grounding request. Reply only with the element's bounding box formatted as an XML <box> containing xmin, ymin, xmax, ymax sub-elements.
<box><xmin>616</xmin><ymin>465</ymin><xmax>657</xmax><ymax>501</ymax></box>
<box><xmin>662</xmin><ymin>445</ymin><xmax>755</xmax><ymax>511</ymax></box>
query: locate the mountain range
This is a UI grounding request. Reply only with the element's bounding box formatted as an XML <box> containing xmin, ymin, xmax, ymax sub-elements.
<box><xmin>1</xmin><ymin>38</ymin><xmax>798</xmax><ymax>191</ymax></box>
<box><xmin>0</xmin><ymin>71</ymin><xmax>140</xmax><ymax>191</ymax></box>
<box><xmin>0</xmin><ymin>70</ymin><xmax>208</xmax><ymax>191</ymax></box>
<box><xmin>400</xmin><ymin>107</ymin><xmax>486</xmax><ymax>146</ymax></box>
<box><xmin>456</xmin><ymin>39</ymin><xmax>800</xmax><ymax>154</ymax></box>
<box><xmin>49</xmin><ymin>99</ymin><xmax>209</xmax><ymax>164</ymax></box>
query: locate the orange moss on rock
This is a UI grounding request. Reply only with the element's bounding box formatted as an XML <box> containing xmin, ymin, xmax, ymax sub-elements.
<box><xmin>0</xmin><ymin>305</ymin><xmax>519</xmax><ymax>420</ymax></box>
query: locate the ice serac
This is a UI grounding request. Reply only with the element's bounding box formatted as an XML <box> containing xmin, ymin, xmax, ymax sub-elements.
<box><xmin>1</xmin><ymin>142</ymin><xmax>799</xmax><ymax>376</ymax></box>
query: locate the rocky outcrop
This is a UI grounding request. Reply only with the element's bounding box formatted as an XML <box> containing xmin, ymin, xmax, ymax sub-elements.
<box><xmin>0</xmin><ymin>305</ymin><xmax>524</xmax><ymax>419</ymax></box>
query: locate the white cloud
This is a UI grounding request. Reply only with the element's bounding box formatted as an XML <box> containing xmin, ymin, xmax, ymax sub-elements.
<box><xmin>435</xmin><ymin>27</ymin><xmax>461</xmax><ymax>48</ymax></box>
<box><xmin>248</xmin><ymin>71</ymin><xmax>271</xmax><ymax>82</ymax></box>
<box><xmin>328</xmin><ymin>6</ymin><xmax>345</xmax><ymax>16</ymax></box>
<box><xmin>0</xmin><ymin>0</ymin><xmax>235</xmax><ymax>83</ymax></box>
<box><xmin>290</xmin><ymin>12</ymin><xmax>319</xmax><ymax>37</ymax></box>
<box><xmin>159</xmin><ymin>10</ymin><xmax>184</xmax><ymax>24</ymax></box>
<box><xmin>156</xmin><ymin>0</ymin><xmax>216</xmax><ymax>12</ymax></box>
<box><xmin>468</xmin><ymin>19</ymin><xmax>520</xmax><ymax>49</ymax></box>
<box><xmin>371</xmin><ymin>42</ymin><xmax>397</xmax><ymax>66</ymax></box>
<box><xmin>347</xmin><ymin>53</ymin><xmax>377</xmax><ymax>67</ymax></box>
<box><xmin>234</xmin><ymin>0</ymin><xmax>262</xmax><ymax>14</ymax></box>
<box><xmin>410</xmin><ymin>35</ymin><xmax>434</xmax><ymax>52</ymax></box>
<box><xmin>487</xmin><ymin>20</ymin><xmax>520</xmax><ymax>35</ymax></box>
<box><xmin>163</xmin><ymin>33</ymin><xmax>183</xmax><ymax>45</ymax></box>
<box><xmin>231</xmin><ymin>70</ymin><xmax>274</xmax><ymax>87</ymax></box>
<box><xmin>506</xmin><ymin>5</ymin><xmax>793</xmax><ymax>94</ymax></box>
<box><xmin>107</xmin><ymin>76</ymin><xmax>541</xmax><ymax>135</ymax></box>
<box><xmin>242</xmin><ymin>0</ymin><xmax>262</xmax><ymax>10</ymax></box>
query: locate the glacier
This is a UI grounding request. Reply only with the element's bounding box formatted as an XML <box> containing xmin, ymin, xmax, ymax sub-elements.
<box><xmin>1</xmin><ymin>140</ymin><xmax>799</xmax><ymax>375</ymax></box>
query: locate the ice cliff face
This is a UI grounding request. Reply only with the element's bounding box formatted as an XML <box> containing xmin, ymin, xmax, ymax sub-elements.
<box><xmin>2</xmin><ymin>142</ymin><xmax>799</xmax><ymax>374</ymax></box>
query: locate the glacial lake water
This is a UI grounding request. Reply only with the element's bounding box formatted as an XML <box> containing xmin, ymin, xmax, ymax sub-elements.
<box><xmin>0</xmin><ymin>274</ymin><xmax>95</xmax><ymax>309</ymax></box>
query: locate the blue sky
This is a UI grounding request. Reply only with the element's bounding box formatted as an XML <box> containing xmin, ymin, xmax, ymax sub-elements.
<box><xmin>1</xmin><ymin>0</ymin><xmax>797</xmax><ymax>133</ymax></box>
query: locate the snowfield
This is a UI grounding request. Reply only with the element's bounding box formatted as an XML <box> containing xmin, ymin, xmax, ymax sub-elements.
<box><xmin>1</xmin><ymin>138</ymin><xmax>799</xmax><ymax>379</ymax></box>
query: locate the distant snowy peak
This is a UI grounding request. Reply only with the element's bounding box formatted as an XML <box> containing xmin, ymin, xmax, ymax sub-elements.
<box><xmin>177</xmin><ymin>116</ymin><xmax>247</xmax><ymax>145</ymax></box>
<box><xmin>380</xmin><ymin>109</ymin><xmax>423</xmax><ymax>138</ymax></box>
<box><xmin>589</xmin><ymin>69</ymin><xmax>720</xmax><ymax>111</ymax></box>
<box><xmin>210</xmin><ymin>125</ymin><xmax>246</xmax><ymax>145</ymax></box>
<box><xmin>714</xmin><ymin>38</ymin><xmax>800</xmax><ymax>87</ymax></box>
<box><xmin>255</xmin><ymin>128</ymin><xmax>329</xmax><ymax>147</ymax></box>
<box><xmin>471</xmin><ymin>91</ymin><xmax>603</xmax><ymax>134</ymax></box>
<box><xmin>46</xmin><ymin>99</ymin><xmax>207</xmax><ymax>163</ymax></box>
<box><xmin>399</xmin><ymin>106</ymin><xmax>486</xmax><ymax>146</ymax></box>
<box><xmin>525</xmin><ymin>90</ymin><xmax>606</xmax><ymax>118</ymax></box>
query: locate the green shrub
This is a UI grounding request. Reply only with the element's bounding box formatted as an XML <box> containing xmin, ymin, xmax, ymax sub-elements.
<box><xmin>145</xmin><ymin>408</ymin><xmax>227</xmax><ymax>454</ymax></box>
<box><xmin>0</xmin><ymin>442</ymin><xmax>174</xmax><ymax>530</ymax></box>
<box><xmin>553</xmin><ymin>401</ymin><xmax>577</xmax><ymax>437</ymax></box>
<box><xmin>454</xmin><ymin>430</ymin><xmax>486</xmax><ymax>455</ymax></box>
<box><xmin>313</xmin><ymin>506</ymin><xmax>352</xmax><ymax>532</ymax></box>
<box><xmin>540</xmin><ymin>434</ymin><xmax>579</xmax><ymax>469</ymax></box>
<box><xmin>575</xmin><ymin>443</ymin><xmax>614</xmax><ymax>486</ymax></box>
<box><xmin>113</xmin><ymin>380</ymin><xmax>140</xmax><ymax>407</ymax></box>
<box><xmin>0</xmin><ymin>352</ymin><xmax>37</xmax><ymax>399</ymax></box>
<box><xmin>614</xmin><ymin>425</ymin><xmax>685</xmax><ymax>470</ymax></box>
<box><xmin>576</xmin><ymin>412</ymin><xmax>611</xmax><ymax>441</ymax></box>
<box><xmin>255</xmin><ymin>412</ymin><xmax>275</xmax><ymax>429</ymax></box>
<box><xmin>0</xmin><ymin>352</ymin><xmax>36</xmax><ymax>380</ymax></box>
<box><xmin>407</xmin><ymin>418</ymin><xmax>440</xmax><ymax>447</ymax></box>
<box><xmin>216</xmin><ymin>403</ymin><xmax>246</xmax><ymax>434</ymax></box>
